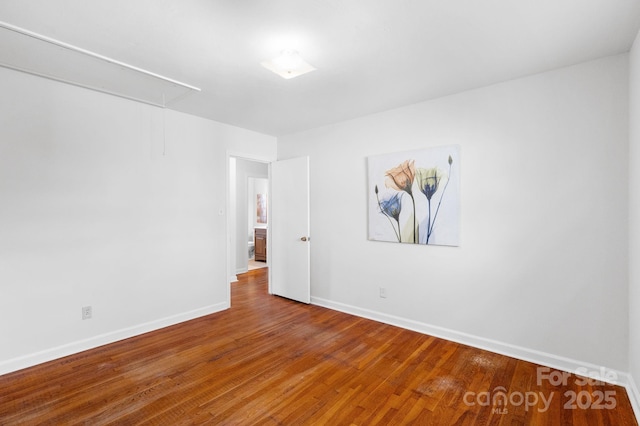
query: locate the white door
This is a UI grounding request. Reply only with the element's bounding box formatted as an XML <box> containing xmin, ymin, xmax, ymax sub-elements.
<box><xmin>270</xmin><ymin>156</ymin><xmax>310</xmax><ymax>303</ymax></box>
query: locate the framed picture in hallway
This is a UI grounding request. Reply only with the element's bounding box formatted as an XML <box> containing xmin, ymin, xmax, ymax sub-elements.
<box><xmin>367</xmin><ymin>145</ymin><xmax>460</xmax><ymax>246</ymax></box>
<box><xmin>257</xmin><ymin>193</ymin><xmax>267</xmax><ymax>224</ymax></box>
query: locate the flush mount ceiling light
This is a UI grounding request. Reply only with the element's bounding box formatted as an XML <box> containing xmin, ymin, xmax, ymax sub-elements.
<box><xmin>261</xmin><ymin>49</ymin><xmax>316</xmax><ymax>79</ymax></box>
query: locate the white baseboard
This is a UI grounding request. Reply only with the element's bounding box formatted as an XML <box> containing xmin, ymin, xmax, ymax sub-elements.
<box><xmin>311</xmin><ymin>296</ymin><xmax>637</xmax><ymax>421</ymax></box>
<box><xmin>627</xmin><ymin>373</ymin><xmax>640</xmax><ymax>422</ymax></box>
<box><xmin>0</xmin><ymin>302</ymin><xmax>229</xmax><ymax>376</ymax></box>
<box><xmin>229</xmin><ymin>274</ymin><xmax>239</xmax><ymax>283</ymax></box>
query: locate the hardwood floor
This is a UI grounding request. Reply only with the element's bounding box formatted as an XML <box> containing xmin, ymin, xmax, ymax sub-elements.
<box><xmin>0</xmin><ymin>268</ymin><xmax>636</xmax><ymax>425</ymax></box>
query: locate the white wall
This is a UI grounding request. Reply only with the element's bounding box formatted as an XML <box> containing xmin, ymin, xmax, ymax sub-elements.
<box><xmin>0</xmin><ymin>66</ymin><xmax>276</xmax><ymax>374</ymax></box>
<box><xmin>629</xmin><ymin>29</ymin><xmax>640</xmax><ymax>410</ymax></box>
<box><xmin>234</xmin><ymin>159</ymin><xmax>268</xmax><ymax>273</ymax></box>
<box><xmin>278</xmin><ymin>54</ymin><xmax>630</xmax><ymax>373</ymax></box>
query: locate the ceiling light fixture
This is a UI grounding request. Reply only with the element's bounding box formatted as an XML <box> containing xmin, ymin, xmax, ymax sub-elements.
<box><xmin>261</xmin><ymin>49</ymin><xmax>316</xmax><ymax>79</ymax></box>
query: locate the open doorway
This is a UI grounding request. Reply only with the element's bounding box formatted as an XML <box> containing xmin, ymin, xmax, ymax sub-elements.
<box><xmin>227</xmin><ymin>154</ymin><xmax>310</xmax><ymax>306</ymax></box>
<box><xmin>229</xmin><ymin>157</ymin><xmax>269</xmax><ymax>277</ymax></box>
<box><xmin>247</xmin><ymin>176</ymin><xmax>268</xmax><ymax>271</ymax></box>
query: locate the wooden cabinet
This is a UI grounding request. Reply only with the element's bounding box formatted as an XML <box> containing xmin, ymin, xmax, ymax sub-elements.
<box><xmin>254</xmin><ymin>228</ymin><xmax>267</xmax><ymax>262</ymax></box>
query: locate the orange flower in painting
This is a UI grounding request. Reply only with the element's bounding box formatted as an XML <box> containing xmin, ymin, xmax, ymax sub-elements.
<box><xmin>385</xmin><ymin>159</ymin><xmax>415</xmax><ymax>194</ymax></box>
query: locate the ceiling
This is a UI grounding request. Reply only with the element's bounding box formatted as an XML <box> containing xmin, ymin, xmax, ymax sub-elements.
<box><xmin>1</xmin><ymin>0</ymin><xmax>639</xmax><ymax>137</ymax></box>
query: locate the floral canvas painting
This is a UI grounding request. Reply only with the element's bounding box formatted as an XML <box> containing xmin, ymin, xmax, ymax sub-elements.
<box><xmin>368</xmin><ymin>145</ymin><xmax>460</xmax><ymax>246</ymax></box>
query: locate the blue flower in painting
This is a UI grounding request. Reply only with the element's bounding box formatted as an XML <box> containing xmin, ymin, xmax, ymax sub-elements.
<box><xmin>379</xmin><ymin>193</ymin><xmax>402</xmax><ymax>221</ymax></box>
<box><xmin>375</xmin><ymin>185</ymin><xmax>403</xmax><ymax>242</ymax></box>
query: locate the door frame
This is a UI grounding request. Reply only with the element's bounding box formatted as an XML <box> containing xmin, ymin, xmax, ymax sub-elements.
<box><xmin>226</xmin><ymin>150</ymin><xmax>275</xmax><ymax>307</ymax></box>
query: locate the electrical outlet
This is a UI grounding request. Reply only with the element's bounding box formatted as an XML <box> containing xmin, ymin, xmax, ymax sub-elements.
<box><xmin>379</xmin><ymin>287</ymin><xmax>387</xmax><ymax>298</ymax></box>
<box><xmin>82</xmin><ymin>306</ymin><xmax>92</xmax><ymax>320</ymax></box>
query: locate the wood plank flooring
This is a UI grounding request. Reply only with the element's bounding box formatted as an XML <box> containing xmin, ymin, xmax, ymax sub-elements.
<box><xmin>0</xmin><ymin>268</ymin><xmax>637</xmax><ymax>425</ymax></box>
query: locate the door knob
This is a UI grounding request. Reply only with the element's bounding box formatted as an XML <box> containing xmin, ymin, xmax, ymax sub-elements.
<box><xmin>300</xmin><ymin>236</ymin><xmax>308</xmax><ymax>241</ymax></box>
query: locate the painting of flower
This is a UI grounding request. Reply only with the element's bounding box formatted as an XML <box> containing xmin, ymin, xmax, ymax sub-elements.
<box><xmin>368</xmin><ymin>145</ymin><xmax>460</xmax><ymax>246</ymax></box>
